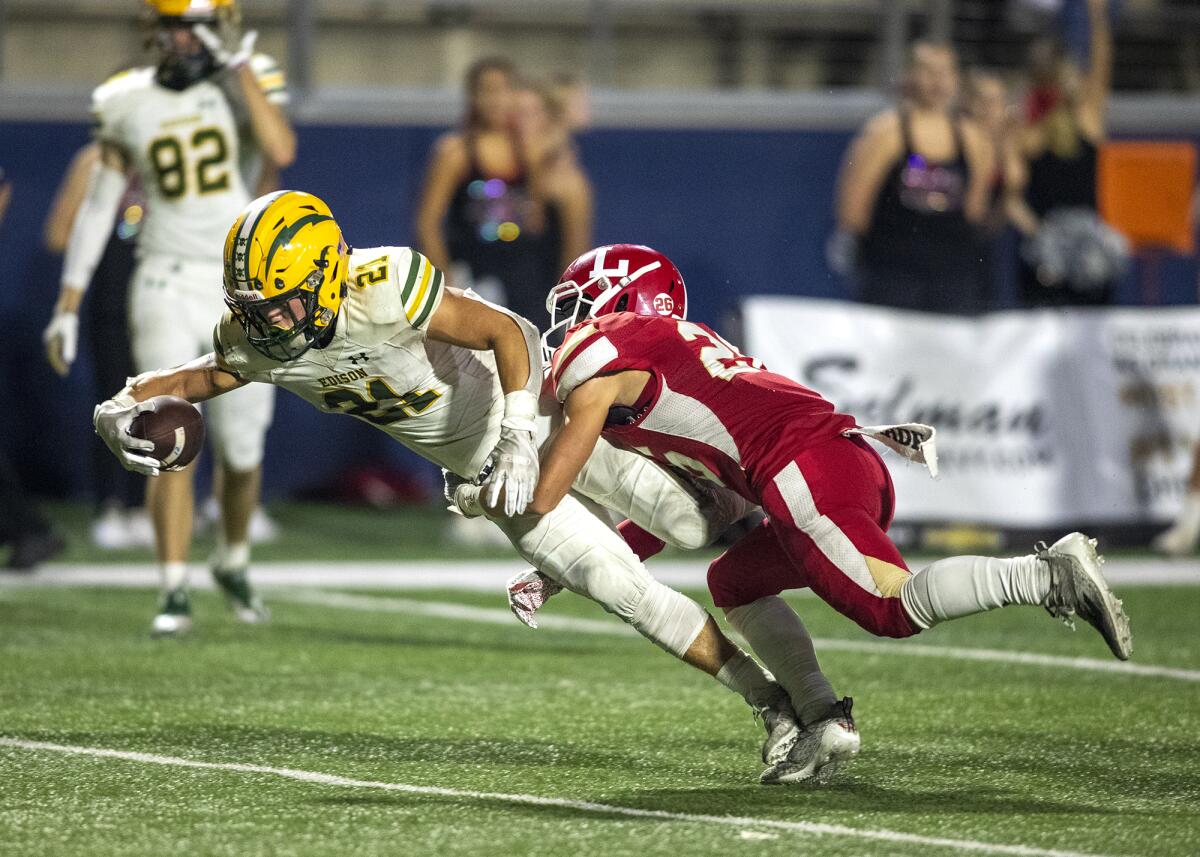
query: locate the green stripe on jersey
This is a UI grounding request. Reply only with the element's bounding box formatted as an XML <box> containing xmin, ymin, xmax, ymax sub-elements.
<box><xmin>400</xmin><ymin>251</ymin><xmax>423</xmax><ymax>308</ymax></box>
<box><xmin>412</xmin><ymin>268</ymin><xmax>444</xmax><ymax>330</ymax></box>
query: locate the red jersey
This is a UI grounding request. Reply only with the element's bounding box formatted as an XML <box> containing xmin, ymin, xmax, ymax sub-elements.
<box><xmin>551</xmin><ymin>313</ymin><xmax>857</xmax><ymax>500</ymax></box>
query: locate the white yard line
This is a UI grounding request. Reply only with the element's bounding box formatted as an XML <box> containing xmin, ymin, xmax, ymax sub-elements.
<box><xmin>275</xmin><ymin>589</ymin><xmax>1200</xmax><ymax>684</ymax></box>
<box><xmin>0</xmin><ymin>737</ymin><xmax>1121</xmax><ymax>857</ymax></box>
<box><xmin>4</xmin><ymin>558</ymin><xmax>1198</xmax><ymax>590</ymax></box>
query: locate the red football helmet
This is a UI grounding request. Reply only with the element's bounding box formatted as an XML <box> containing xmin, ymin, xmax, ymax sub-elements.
<box><xmin>543</xmin><ymin>244</ymin><xmax>687</xmax><ymax>356</ymax></box>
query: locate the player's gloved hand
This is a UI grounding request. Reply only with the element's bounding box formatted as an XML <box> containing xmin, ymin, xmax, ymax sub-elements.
<box><xmin>443</xmin><ymin>469</ymin><xmax>484</xmax><ymax>518</ymax></box>
<box><xmin>479</xmin><ymin>391</ymin><xmax>540</xmax><ymax>517</ymax></box>
<box><xmin>93</xmin><ymin>395</ymin><xmax>161</xmax><ymax>477</ymax></box>
<box><xmin>506</xmin><ymin>569</ymin><xmax>563</xmax><ymax>629</ymax></box>
<box><xmin>194</xmin><ymin>24</ymin><xmax>258</xmax><ymax>71</ymax></box>
<box><xmin>43</xmin><ymin>310</ymin><xmax>79</xmax><ymax>377</ymax></box>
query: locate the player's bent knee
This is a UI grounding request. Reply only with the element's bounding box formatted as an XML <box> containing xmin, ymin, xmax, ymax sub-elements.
<box><xmin>847</xmin><ymin>599</ymin><xmax>921</xmax><ymax>639</ymax></box>
<box><xmin>214</xmin><ymin>437</ymin><xmax>266</xmax><ymax>473</ymax></box>
<box><xmin>562</xmin><ymin>551</ymin><xmax>651</xmax><ymax>620</ymax></box>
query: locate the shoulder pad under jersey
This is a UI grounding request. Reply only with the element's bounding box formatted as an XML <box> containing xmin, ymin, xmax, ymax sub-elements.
<box><xmin>90</xmin><ymin>67</ymin><xmax>155</xmax><ymax>138</ymax></box>
<box><xmin>551</xmin><ymin>319</ymin><xmax>621</xmax><ymax>402</ymax></box>
<box><xmin>350</xmin><ymin>247</ymin><xmax>446</xmax><ymax>332</ymax></box>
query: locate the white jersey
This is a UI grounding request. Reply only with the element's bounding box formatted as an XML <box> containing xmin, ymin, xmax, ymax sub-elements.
<box><xmin>214</xmin><ymin>247</ymin><xmax>505</xmax><ymax>478</ymax></box>
<box><xmin>91</xmin><ymin>56</ymin><xmax>288</xmax><ymax>263</ymax></box>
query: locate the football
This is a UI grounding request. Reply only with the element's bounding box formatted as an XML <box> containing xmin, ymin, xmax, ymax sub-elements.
<box><xmin>129</xmin><ymin>395</ymin><xmax>205</xmax><ymax>470</ymax></box>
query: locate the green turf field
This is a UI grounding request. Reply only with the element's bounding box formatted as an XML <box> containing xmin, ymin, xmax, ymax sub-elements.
<box><xmin>1</xmin><ymin>577</ymin><xmax>1197</xmax><ymax>857</ymax></box>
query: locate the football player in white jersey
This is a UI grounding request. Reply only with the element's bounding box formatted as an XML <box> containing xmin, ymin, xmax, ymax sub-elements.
<box><xmin>43</xmin><ymin>0</ymin><xmax>296</xmax><ymax>636</ymax></box>
<box><xmin>93</xmin><ymin>190</ymin><xmax>801</xmax><ymax>776</ymax></box>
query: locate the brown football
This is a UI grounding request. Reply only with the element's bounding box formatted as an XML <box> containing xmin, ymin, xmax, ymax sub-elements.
<box><xmin>129</xmin><ymin>395</ymin><xmax>205</xmax><ymax>470</ymax></box>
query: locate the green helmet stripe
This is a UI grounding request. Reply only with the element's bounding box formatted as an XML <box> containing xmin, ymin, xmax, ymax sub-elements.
<box><xmin>262</xmin><ymin>212</ymin><xmax>335</xmax><ymax>289</ymax></box>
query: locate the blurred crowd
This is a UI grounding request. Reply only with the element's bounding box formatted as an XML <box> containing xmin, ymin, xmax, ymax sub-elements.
<box><xmin>831</xmin><ymin>0</ymin><xmax>1131</xmax><ymax>314</ymax></box>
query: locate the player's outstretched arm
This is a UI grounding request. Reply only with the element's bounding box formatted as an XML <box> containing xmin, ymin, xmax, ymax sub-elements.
<box><xmin>527</xmin><ymin>374</ymin><xmax>625</xmax><ymax>516</ymax></box>
<box><xmin>427</xmin><ymin>288</ymin><xmax>544</xmax><ymax>516</ymax></box>
<box><xmin>93</xmin><ymin>354</ymin><xmax>247</xmax><ymax>476</ymax></box>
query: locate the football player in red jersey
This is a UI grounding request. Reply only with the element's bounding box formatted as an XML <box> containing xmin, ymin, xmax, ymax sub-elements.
<box><xmin>487</xmin><ymin>243</ymin><xmax>1132</xmax><ymax>784</ymax></box>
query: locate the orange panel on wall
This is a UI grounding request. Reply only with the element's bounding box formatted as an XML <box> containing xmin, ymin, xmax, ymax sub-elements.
<box><xmin>1098</xmin><ymin>141</ymin><xmax>1196</xmax><ymax>254</ymax></box>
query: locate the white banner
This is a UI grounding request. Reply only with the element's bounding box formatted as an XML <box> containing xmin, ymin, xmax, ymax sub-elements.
<box><xmin>742</xmin><ymin>298</ymin><xmax>1200</xmax><ymax>527</ymax></box>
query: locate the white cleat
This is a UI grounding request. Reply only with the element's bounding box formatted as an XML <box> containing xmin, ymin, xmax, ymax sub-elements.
<box><xmin>212</xmin><ymin>568</ymin><xmax>270</xmax><ymax>624</ymax></box>
<box><xmin>756</xmin><ymin>690</ymin><xmax>800</xmax><ymax>766</ymax></box>
<box><xmin>1150</xmin><ymin>522</ymin><xmax>1199</xmax><ymax>558</ymax></box>
<box><xmin>1038</xmin><ymin>532</ymin><xmax>1132</xmax><ymax>660</ymax></box>
<box><xmin>90</xmin><ymin>506</ymin><xmax>132</xmax><ymax>550</ymax></box>
<box><xmin>760</xmin><ymin>697</ymin><xmax>859</xmax><ymax>785</ymax></box>
<box><xmin>150</xmin><ymin>589</ymin><xmax>193</xmax><ymax>638</ymax></box>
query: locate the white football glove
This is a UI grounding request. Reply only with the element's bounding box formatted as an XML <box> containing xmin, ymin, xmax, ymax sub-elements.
<box><xmin>478</xmin><ymin>391</ymin><xmax>540</xmax><ymax>517</ymax></box>
<box><xmin>194</xmin><ymin>24</ymin><xmax>258</xmax><ymax>71</ymax></box>
<box><xmin>506</xmin><ymin>569</ymin><xmax>563</xmax><ymax>629</ymax></box>
<box><xmin>93</xmin><ymin>396</ymin><xmax>161</xmax><ymax>477</ymax></box>
<box><xmin>43</xmin><ymin>310</ymin><xmax>79</xmax><ymax>377</ymax></box>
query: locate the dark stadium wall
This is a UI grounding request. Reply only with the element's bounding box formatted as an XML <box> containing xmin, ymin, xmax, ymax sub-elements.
<box><xmin>2</xmin><ymin>119</ymin><xmax>1197</xmax><ymax>500</ymax></box>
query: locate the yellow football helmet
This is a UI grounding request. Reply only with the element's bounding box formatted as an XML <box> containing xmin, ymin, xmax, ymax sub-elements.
<box><xmin>223</xmin><ymin>191</ymin><xmax>350</xmax><ymax>362</ymax></box>
<box><xmin>145</xmin><ymin>0</ymin><xmax>237</xmax><ymax>22</ymax></box>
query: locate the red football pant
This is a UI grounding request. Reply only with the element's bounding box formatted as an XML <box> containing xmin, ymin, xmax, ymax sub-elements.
<box><xmin>707</xmin><ymin>435</ymin><xmax>919</xmax><ymax>639</ymax></box>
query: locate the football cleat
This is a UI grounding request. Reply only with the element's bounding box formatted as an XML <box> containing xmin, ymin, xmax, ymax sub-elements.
<box><xmin>1038</xmin><ymin>532</ymin><xmax>1132</xmax><ymax>660</ymax></box>
<box><xmin>212</xmin><ymin>567</ymin><xmax>270</xmax><ymax>624</ymax></box>
<box><xmin>760</xmin><ymin>697</ymin><xmax>859</xmax><ymax>785</ymax></box>
<box><xmin>151</xmin><ymin>588</ymin><xmax>193</xmax><ymax>637</ymax></box>
<box><xmin>1150</xmin><ymin>520</ymin><xmax>1199</xmax><ymax>558</ymax></box>
<box><xmin>755</xmin><ymin>688</ymin><xmax>800</xmax><ymax>766</ymax></box>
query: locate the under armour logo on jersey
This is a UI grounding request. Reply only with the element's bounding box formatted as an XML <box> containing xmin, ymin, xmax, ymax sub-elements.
<box><xmin>348</xmin><ymin>352</ymin><xmax>370</xmax><ymax>366</ymax></box>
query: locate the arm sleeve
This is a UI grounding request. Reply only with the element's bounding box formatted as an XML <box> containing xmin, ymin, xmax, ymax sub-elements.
<box><xmin>60</xmin><ymin>159</ymin><xmax>127</xmax><ymax>292</ymax></box>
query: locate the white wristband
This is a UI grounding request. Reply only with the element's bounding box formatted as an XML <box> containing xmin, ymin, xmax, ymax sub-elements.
<box><xmin>500</xmin><ymin>390</ymin><xmax>538</xmax><ymax>433</ymax></box>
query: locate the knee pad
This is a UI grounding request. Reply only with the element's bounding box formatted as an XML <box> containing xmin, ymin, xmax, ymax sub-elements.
<box><xmin>629</xmin><ymin>579</ymin><xmax>709</xmax><ymax>658</ymax></box>
<box><xmin>495</xmin><ymin>493</ymin><xmax>653</xmax><ymax>620</ymax></box>
<box><xmin>575</xmin><ymin>440</ymin><xmax>747</xmax><ymax>551</ymax></box>
<box><xmin>206</xmin><ymin>384</ymin><xmax>273</xmax><ymax>471</ymax></box>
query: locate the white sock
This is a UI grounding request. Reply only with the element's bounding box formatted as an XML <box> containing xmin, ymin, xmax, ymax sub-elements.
<box><xmin>900</xmin><ymin>554</ymin><xmax>1050</xmax><ymax>630</ymax></box>
<box><xmin>726</xmin><ymin>596</ymin><xmax>836</xmax><ymax>724</ymax></box>
<box><xmin>714</xmin><ymin>649</ymin><xmax>780</xmax><ymax>710</ymax></box>
<box><xmin>215</xmin><ymin>540</ymin><xmax>250</xmax><ymax>571</ymax></box>
<box><xmin>161</xmin><ymin>561</ymin><xmax>188</xmax><ymax>592</ymax></box>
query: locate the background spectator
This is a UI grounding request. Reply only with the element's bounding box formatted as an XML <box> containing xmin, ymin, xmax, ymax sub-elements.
<box><xmin>514</xmin><ymin>78</ymin><xmax>594</xmax><ymax>295</ymax></box>
<box><xmin>416</xmin><ymin>57</ymin><xmax>561</xmax><ymax>326</ymax></box>
<box><xmin>1015</xmin><ymin>0</ymin><xmax>1127</xmax><ymax>306</ymax></box>
<box><xmin>831</xmin><ymin>41</ymin><xmax>994</xmax><ymax>314</ymax></box>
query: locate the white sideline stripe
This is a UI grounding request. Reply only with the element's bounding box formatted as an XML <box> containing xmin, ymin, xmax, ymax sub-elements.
<box><xmin>274</xmin><ymin>590</ymin><xmax>1200</xmax><ymax>684</ymax></box>
<box><xmin>0</xmin><ymin>738</ymin><xmax>1118</xmax><ymax>857</ymax></box>
<box><xmin>5</xmin><ymin>559</ymin><xmax>1199</xmax><ymax>589</ymax></box>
